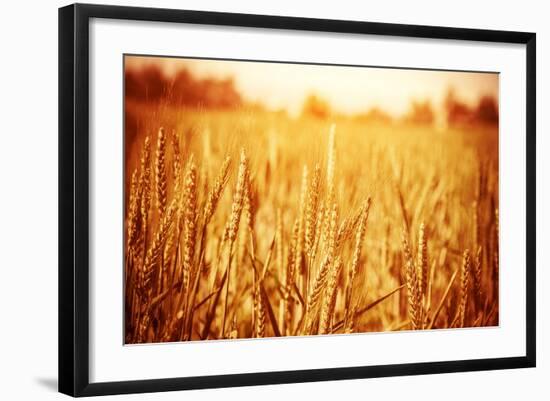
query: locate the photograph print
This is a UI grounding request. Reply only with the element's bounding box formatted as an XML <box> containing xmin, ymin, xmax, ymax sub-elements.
<box><xmin>123</xmin><ymin>55</ymin><xmax>499</xmax><ymax>344</ymax></box>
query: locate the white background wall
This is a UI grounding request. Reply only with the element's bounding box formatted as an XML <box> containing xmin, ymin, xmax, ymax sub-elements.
<box><xmin>0</xmin><ymin>0</ymin><xmax>546</xmax><ymax>399</ymax></box>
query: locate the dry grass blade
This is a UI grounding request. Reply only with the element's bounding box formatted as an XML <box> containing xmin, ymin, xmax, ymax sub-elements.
<box><xmin>332</xmin><ymin>284</ymin><xmax>405</xmax><ymax>333</ymax></box>
<box><xmin>201</xmin><ymin>269</ymin><xmax>228</xmax><ymax>340</ymax></box>
<box><xmin>427</xmin><ymin>267</ymin><xmax>460</xmax><ymax>330</ymax></box>
<box><xmin>259</xmin><ymin>282</ymin><xmax>282</xmax><ymax>337</ymax></box>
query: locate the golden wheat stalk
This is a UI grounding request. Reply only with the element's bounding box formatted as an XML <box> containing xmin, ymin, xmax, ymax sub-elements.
<box><xmin>138</xmin><ymin>136</ymin><xmax>152</xmax><ymax>255</ymax></box>
<box><xmin>137</xmin><ymin>201</ymin><xmax>177</xmax><ymax>342</ymax></box>
<box><xmin>243</xmin><ymin>167</ymin><xmax>257</xmax><ymax>236</ymax></box>
<box><xmin>254</xmin><ymin>285</ymin><xmax>266</xmax><ymax>338</ymax></box>
<box><xmin>171</xmin><ymin>130</ymin><xmax>182</xmax><ymax>181</ymax></box>
<box><xmin>183</xmin><ymin>158</ymin><xmax>232</xmax><ymax>340</ymax></box>
<box><xmin>473</xmin><ymin>245</ymin><xmax>483</xmax><ymax>312</ymax></box>
<box><xmin>125</xmin><ymin>168</ymin><xmax>141</xmax><ymax>333</ymax></box>
<box><xmin>319</xmin><ymin>257</ymin><xmax>342</xmax><ymax>334</ymax></box>
<box><xmin>141</xmin><ymin>204</ymin><xmax>176</xmax><ymax>288</ymax></box>
<box><xmin>155</xmin><ymin>128</ymin><xmax>168</xmax><ymax>216</ymax></box>
<box><xmin>303</xmin><ymin>255</ymin><xmax>330</xmax><ymax>334</ymax></box>
<box><xmin>417</xmin><ymin>223</ymin><xmax>429</xmax><ymax>327</ymax></box>
<box><xmin>221</xmin><ymin>150</ymin><xmax>249</xmax><ymax>335</ymax></box>
<box><xmin>402</xmin><ymin>227</ymin><xmax>421</xmax><ymax>329</ymax></box>
<box><xmin>275</xmin><ymin>209</ymin><xmax>285</xmax><ymax>333</ymax></box>
<box><xmin>283</xmin><ymin>218</ymin><xmax>299</xmax><ymax>335</ymax></box>
<box><xmin>305</xmin><ymin>164</ymin><xmax>321</xmax><ymax>257</ymax></box>
<box><xmin>493</xmin><ymin>208</ymin><xmax>499</xmax><ymax>300</ymax></box>
<box><xmin>303</xmin><ymin>202</ymin><xmax>338</xmax><ymax>333</ymax></box>
<box><xmin>458</xmin><ymin>249</ymin><xmax>471</xmax><ymax>328</ymax></box>
<box><xmin>126</xmin><ymin>168</ymin><xmax>140</xmax><ymax>250</ymax></box>
<box><xmin>297</xmin><ymin>165</ymin><xmax>308</xmax><ymax>296</ymax></box>
<box><xmin>176</xmin><ymin>161</ymin><xmax>197</xmax><ymax>336</ymax></box>
<box><xmin>417</xmin><ymin>222</ymin><xmax>428</xmax><ymax>296</ymax></box>
<box><xmin>203</xmin><ymin>156</ymin><xmax>231</xmax><ymax>225</ymax></box>
<box><xmin>344</xmin><ymin>198</ymin><xmax>371</xmax><ymax>328</ymax></box>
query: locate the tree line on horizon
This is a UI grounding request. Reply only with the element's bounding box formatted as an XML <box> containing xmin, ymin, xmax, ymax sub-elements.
<box><xmin>125</xmin><ymin>64</ymin><xmax>498</xmax><ymax>127</ymax></box>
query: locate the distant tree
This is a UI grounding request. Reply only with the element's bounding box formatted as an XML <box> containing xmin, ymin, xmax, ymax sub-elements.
<box><xmin>444</xmin><ymin>88</ymin><xmax>498</xmax><ymax>127</ymax></box>
<box><xmin>475</xmin><ymin>95</ymin><xmax>499</xmax><ymax>125</ymax></box>
<box><xmin>205</xmin><ymin>78</ymin><xmax>242</xmax><ymax>109</ymax></box>
<box><xmin>125</xmin><ymin>65</ymin><xmax>166</xmax><ymax>102</ymax></box>
<box><xmin>125</xmin><ymin>66</ymin><xmax>242</xmax><ymax>109</ymax></box>
<box><xmin>444</xmin><ymin>88</ymin><xmax>472</xmax><ymax>126</ymax></box>
<box><xmin>301</xmin><ymin>94</ymin><xmax>331</xmax><ymax>119</ymax></box>
<box><xmin>170</xmin><ymin>69</ymin><xmax>197</xmax><ymax>104</ymax></box>
<box><xmin>406</xmin><ymin>100</ymin><xmax>435</xmax><ymax>125</ymax></box>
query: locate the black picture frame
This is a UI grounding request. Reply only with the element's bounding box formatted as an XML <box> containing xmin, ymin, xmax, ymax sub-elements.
<box><xmin>59</xmin><ymin>3</ymin><xmax>536</xmax><ymax>397</ymax></box>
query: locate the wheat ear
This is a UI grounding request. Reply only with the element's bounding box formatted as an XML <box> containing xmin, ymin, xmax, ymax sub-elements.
<box><xmin>305</xmin><ymin>164</ymin><xmax>321</xmax><ymax>258</ymax></box>
<box><xmin>221</xmin><ymin>149</ymin><xmax>248</xmax><ymax>335</ymax></box>
<box><xmin>138</xmin><ymin>136</ymin><xmax>152</xmax><ymax>253</ymax></box>
<box><xmin>126</xmin><ymin>169</ymin><xmax>141</xmax><ymax>250</ymax></box>
<box><xmin>319</xmin><ymin>257</ymin><xmax>342</xmax><ymax>334</ymax></box>
<box><xmin>344</xmin><ymin>198</ymin><xmax>371</xmax><ymax>328</ymax></box>
<box><xmin>203</xmin><ymin>156</ymin><xmax>231</xmax><ymax>225</ymax></box>
<box><xmin>402</xmin><ymin>227</ymin><xmax>421</xmax><ymax>329</ymax></box>
<box><xmin>459</xmin><ymin>249</ymin><xmax>471</xmax><ymax>328</ymax></box>
<box><xmin>473</xmin><ymin>245</ymin><xmax>483</xmax><ymax>312</ymax></box>
<box><xmin>155</xmin><ymin>128</ymin><xmax>168</xmax><ymax>216</ymax></box>
<box><xmin>178</xmin><ymin>161</ymin><xmax>197</xmax><ymax>321</ymax></box>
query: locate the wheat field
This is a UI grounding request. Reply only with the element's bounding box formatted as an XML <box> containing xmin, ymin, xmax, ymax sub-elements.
<box><xmin>124</xmin><ymin>102</ymin><xmax>499</xmax><ymax>344</ymax></box>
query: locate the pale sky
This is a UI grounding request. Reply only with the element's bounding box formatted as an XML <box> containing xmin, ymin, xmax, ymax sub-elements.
<box><xmin>125</xmin><ymin>55</ymin><xmax>499</xmax><ymax>118</ymax></box>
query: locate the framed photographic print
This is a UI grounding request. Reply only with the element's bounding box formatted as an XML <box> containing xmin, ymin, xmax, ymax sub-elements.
<box><xmin>58</xmin><ymin>3</ymin><xmax>536</xmax><ymax>397</ymax></box>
